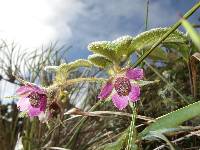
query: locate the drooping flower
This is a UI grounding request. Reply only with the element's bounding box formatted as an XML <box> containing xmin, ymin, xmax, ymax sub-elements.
<box><xmin>37</xmin><ymin>101</ymin><xmax>62</xmax><ymax>123</ymax></box>
<box><xmin>16</xmin><ymin>84</ymin><xmax>47</xmax><ymax>117</ymax></box>
<box><xmin>98</xmin><ymin>68</ymin><xmax>144</xmax><ymax>110</ymax></box>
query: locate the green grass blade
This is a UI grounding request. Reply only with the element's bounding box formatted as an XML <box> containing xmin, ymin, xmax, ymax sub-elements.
<box><xmin>139</xmin><ymin>100</ymin><xmax>200</xmax><ymax>138</ymax></box>
<box><xmin>181</xmin><ymin>18</ymin><xmax>200</xmax><ymax>50</ymax></box>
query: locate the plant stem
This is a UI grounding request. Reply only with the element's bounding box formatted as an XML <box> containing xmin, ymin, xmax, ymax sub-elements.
<box><xmin>144</xmin><ymin>0</ymin><xmax>149</xmax><ymax>31</ymax></box>
<box><xmin>126</xmin><ymin>103</ymin><xmax>137</xmax><ymax>150</ymax></box>
<box><xmin>48</xmin><ymin>77</ymin><xmax>106</xmax><ymax>90</ymax></box>
<box><xmin>132</xmin><ymin>1</ymin><xmax>200</xmax><ymax>68</ymax></box>
<box><xmin>66</xmin><ymin>77</ymin><xmax>106</xmax><ymax>85</ymax></box>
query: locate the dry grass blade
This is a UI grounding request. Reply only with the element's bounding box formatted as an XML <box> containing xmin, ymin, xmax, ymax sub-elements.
<box><xmin>190</xmin><ymin>52</ymin><xmax>200</xmax><ymax>98</ymax></box>
<box><xmin>64</xmin><ymin>109</ymin><xmax>155</xmax><ymax>122</ymax></box>
<box><xmin>154</xmin><ymin>125</ymin><xmax>200</xmax><ymax>150</ymax></box>
<box><xmin>42</xmin><ymin>147</ymin><xmax>70</xmax><ymax>150</ymax></box>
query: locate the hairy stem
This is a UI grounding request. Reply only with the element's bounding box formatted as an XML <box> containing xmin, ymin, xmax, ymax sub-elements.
<box><xmin>126</xmin><ymin>103</ymin><xmax>137</xmax><ymax>150</ymax></box>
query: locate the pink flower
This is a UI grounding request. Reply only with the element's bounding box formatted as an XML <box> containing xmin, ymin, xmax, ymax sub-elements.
<box><xmin>98</xmin><ymin>68</ymin><xmax>144</xmax><ymax>110</ymax></box>
<box><xmin>16</xmin><ymin>84</ymin><xmax>47</xmax><ymax>117</ymax></box>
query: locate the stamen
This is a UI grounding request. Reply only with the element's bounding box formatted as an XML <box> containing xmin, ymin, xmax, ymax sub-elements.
<box><xmin>114</xmin><ymin>77</ymin><xmax>131</xmax><ymax>96</ymax></box>
<box><xmin>28</xmin><ymin>92</ymin><xmax>40</xmax><ymax>107</ymax></box>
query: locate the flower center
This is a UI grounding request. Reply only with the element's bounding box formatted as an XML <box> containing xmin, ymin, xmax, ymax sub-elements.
<box><xmin>28</xmin><ymin>92</ymin><xmax>40</xmax><ymax>107</ymax></box>
<box><xmin>114</xmin><ymin>77</ymin><xmax>131</xmax><ymax>96</ymax></box>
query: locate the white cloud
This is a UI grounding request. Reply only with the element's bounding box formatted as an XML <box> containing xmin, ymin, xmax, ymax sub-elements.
<box><xmin>59</xmin><ymin>0</ymin><xmax>179</xmax><ymax>59</ymax></box>
<box><xmin>0</xmin><ymin>0</ymin><xmax>85</xmax><ymax>49</ymax></box>
<box><xmin>0</xmin><ymin>0</ymin><xmax>179</xmax><ymax>51</ymax></box>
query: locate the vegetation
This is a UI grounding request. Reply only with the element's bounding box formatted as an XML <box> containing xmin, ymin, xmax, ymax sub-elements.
<box><xmin>1</xmin><ymin>1</ymin><xmax>200</xmax><ymax>150</ymax></box>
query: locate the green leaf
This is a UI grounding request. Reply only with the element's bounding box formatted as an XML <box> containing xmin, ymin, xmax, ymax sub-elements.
<box><xmin>55</xmin><ymin>59</ymin><xmax>92</xmax><ymax>82</ymax></box>
<box><xmin>113</xmin><ymin>35</ymin><xmax>133</xmax><ymax>60</ymax></box>
<box><xmin>88</xmin><ymin>54</ymin><xmax>112</xmax><ymax>68</ymax></box>
<box><xmin>128</xmin><ymin>28</ymin><xmax>189</xmax><ymax>59</ymax></box>
<box><xmin>88</xmin><ymin>41</ymin><xmax>117</xmax><ymax>63</ymax></box>
<box><xmin>88</xmin><ymin>36</ymin><xmax>133</xmax><ymax>64</ymax></box>
<box><xmin>130</xmin><ymin>28</ymin><xmax>187</xmax><ymax>51</ymax></box>
<box><xmin>163</xmin><ymin>42</ymin><xmax>190</xmax><ymax>62</ymax></box>
<box><xmin>146</xmin><ymin>131</ymin><xmax>175</xmax><ymax>150</ymax></box>
<box><xmin>112</xmin><ymin>101</ymin><xmax>200</xmax><ymax>148</ymax></box>
<box><xmin>139</xmin><ymin>100</ymin><xmax>200</xmax><ymax>138</ymax></box>
<box><xmin>141</xmin><ymin>47</ymin><xmax>168</xmax><ymax>60</ymax></box>
<box><xmin>97</xmin><ymin>131</ymin><xmax>127</xmax><ymax>150</ymax></box>
<box><xmin>181</xmin><ymin>19</ymin><xmax>200</xmax><ymax>50</ymax></box>
<box><xmin>88</xmin><ymin>28</ymin><xmax>189</xmax><ymax>65</ymax></box>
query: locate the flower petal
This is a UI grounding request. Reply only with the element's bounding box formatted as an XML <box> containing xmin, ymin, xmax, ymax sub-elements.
<box><xmin>31</xmin><ymin>86</ymin><xmax>46</xmax><ymax>94</ymax></box>
<box><xmin>98</xmin><ymin>81</ymin><xmax>113</xmax><ymax>100</ymax></box>
<box><xmin>28</xmin><ymin>107</ymin><xmax>42</xmax><ymax>117</ymax></box>
<box><xmin>112</xmin><ymin>93</ymin><xmax>129</xmax><ymax>110</ymax></box>
<box><xmin>38</xmin><ymin>112</ymin><xmax>49</xmax><ymax>123</ymax></box>
<box><xmin>39</xmin><ymin>96</ymin><xmax>47</xmax><ymax>111</ymax></box>
<box><xmin>17</xmin><ymin>98</ymin><xmax>31</xmax><ymax>111</ymax></box>
<box><xmin>129</xmin><ymin>85</ymin><xmax>140</xmax><ymax>102</ymax></box>
<box><xmin>16</xmin><ymin>86</ymin><xmax>32</xmax><ymax>96</ymax></box>
<box><xmin>126</xmin><ymin>68</ymin><xmax>144</xmax><ymax>80</ymax></box>
<box><xmin>16</xmin><ymin>85</ymin><xmax>45</xmax><ymax>96</ymax></box>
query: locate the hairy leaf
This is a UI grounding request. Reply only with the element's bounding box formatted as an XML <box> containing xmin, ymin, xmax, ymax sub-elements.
<box><xmin>113</xmin><ymin>35</ymin><xmax>133</xmax><ymax>60</ymax></box>
<box><xmin>88</xmin><ymin>54</ymin><xmax>112</xmax><ymax>68</ymax></box>
<box><xmin>55</xmin><ymin>59</ymin><xmax>92</xmax><ymax>82</ymax></box>
<box><xmin>128</xmin><ymin>28</ymin><xmax>189</xmax><ymax>59</ymax></box>
<box><xmin>88</xmin><ymin>41</ymin><xmax>117</xmax><ymax>63</ymax></box>
<box><xmin>88</xmin><ymin>36</ymin><xmax>133</xmax><ymax>64</ymax></box>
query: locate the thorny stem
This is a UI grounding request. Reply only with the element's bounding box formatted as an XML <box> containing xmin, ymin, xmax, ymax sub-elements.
<box><xmin>126</xmin><ymin>103</ymin><xmax>137</xmax><ymax>150</ymax></box>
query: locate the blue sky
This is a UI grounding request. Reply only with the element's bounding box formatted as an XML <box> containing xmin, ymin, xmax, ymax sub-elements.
<box><xmin>0</xmin><ymin>0</ymin><xmax>199</xmax><ymax>60</ymax></box>
<box><xmin>63</xmin><ymin>0</ymin><xmax>200</xmax><ymax>60</ymax></box>
<box><xmin>0</xmin><ymin>0</ymin><xmax>199</xmax><ymax>99</ymax></box>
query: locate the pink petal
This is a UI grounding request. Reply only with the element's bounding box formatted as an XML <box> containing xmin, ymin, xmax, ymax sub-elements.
<box><xmin>17</xmin><ymin>98</ymin><xmax>31</xmax><ymax>111</ymax></box>
<box><xmin>129</xmin><ymin>85</ymin><xmax>140</xmax><ymax>102</ymax></box>
<box><xmin>28</xmin><ymin>107</ymin><xmax>42</xmax><ymax>117</ymax></box>
<box><xmin>39</xmin><ymin>96</ymin><xmax>47</xmax><ymax>111</ymax></box>
<box><xmin>16</xmin><ymin>86</ymin><xmax>32</xmax><ymax>95</ymax></box>
<box><xmin>98</xmin><ymin>81</ymin><xmax>113</xmax><ymax>100</ymax></box>
<box><xmin>126</xmin><ymin>68</ymin><xmax>144</xmax><ymax>80</ymax></box>
<box><xmin>31</xmin><ymin>86</ymin><xmax>45</xmax><ymax>94</ymax></box>
<box><xmin>112</xmin><ymin>93</ymin><xmax>129</xmax><ymax>110</ymax></box>
<box><xmin>16</xmin><ymin>85</ymin><xmax>45</xmax><ymax>96</ymax></box>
